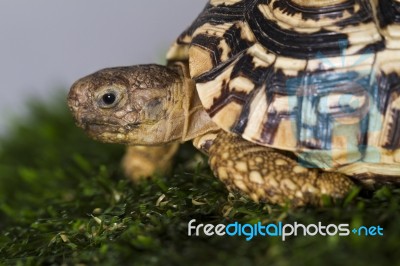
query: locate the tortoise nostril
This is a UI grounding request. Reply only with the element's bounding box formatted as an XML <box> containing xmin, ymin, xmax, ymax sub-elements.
<box><xmin>68</xmin><ymin>82</ymin><xmax>92</xmax><ymax>110</ymax></box>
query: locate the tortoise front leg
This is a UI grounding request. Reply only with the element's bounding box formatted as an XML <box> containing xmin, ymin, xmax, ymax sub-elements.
<box><xmin>208</xmin><ymin>132</ymin><xmax>355</xmax><ymax>206</ymax></box>
<box><xmin>122</xmin><ymin>143</ymin><xmax>179</xmax><ymax>181</ymax></box>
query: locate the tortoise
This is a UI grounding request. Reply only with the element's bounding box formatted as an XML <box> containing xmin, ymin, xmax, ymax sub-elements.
<box><xmin>68</xmin><ymin>0</ymin><xmax>400</xmax><ymax>206</ymax></box>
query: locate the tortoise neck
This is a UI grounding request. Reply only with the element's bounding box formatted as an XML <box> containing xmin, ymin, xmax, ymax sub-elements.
<box><xmin>165</xmin><ymin>62</ymin><xmax>218</xmax><ymax>143</ymax></box>
<box><xmin>181</xmin><ymin>77</ymin><xmax>219</xmax><ymax>142</ymax></box>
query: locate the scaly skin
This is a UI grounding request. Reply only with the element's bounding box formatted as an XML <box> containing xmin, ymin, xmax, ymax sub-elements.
<box><xmin>68</xmin><ymin>64</ymin><xmax>187</xmax><ymax>145</ymax></box>
<box><xmin>122</xmin><ymin>143</ymin><xmax>179</xmax><ymax>181</ymax></box>
<box><xmin>68</xmin><ymin>63</ymin><xmax>355</xmax><ymax>205</ymax></box>
<box><xmin>68</xmin><ymin>63</ymin><xmax>218</xmax><ymax>180</ymax></box>
<box><xmin>209</xmin><ymin>132</ymin><xmax>355</xmax><ymax>206</ymax></box>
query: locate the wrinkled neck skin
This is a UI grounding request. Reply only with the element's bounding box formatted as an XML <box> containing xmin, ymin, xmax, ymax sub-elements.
<box><xmin>165</xmin><ymin>62</ymin><xmax>219</xmax><ymax>144</ymax></box>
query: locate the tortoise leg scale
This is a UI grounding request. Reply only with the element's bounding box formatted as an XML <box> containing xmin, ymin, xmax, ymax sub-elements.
<box><xmin>122</xmin><ymin>142</ymin><xmax>179</xmax><ymax>181</ymax></box>
<box><xmin>209</xmin><ymin>132</ymin><xmax>355</xmax><ymax>206</ymax></box>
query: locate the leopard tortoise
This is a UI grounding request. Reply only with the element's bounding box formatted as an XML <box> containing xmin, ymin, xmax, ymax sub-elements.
<box><xmin>68</xmin><ymin>0</ymin><xmax>400</xmax><ymax>206</ymax></box>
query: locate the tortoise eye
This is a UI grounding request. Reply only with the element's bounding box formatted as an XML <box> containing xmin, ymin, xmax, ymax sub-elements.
<box><xmin>98</xmin><ymin>90</ymin><xmax>120</xmax><ymax>108</ymax></box>
<box><xmin>102</xmin><ymin>92</ymin><xmax>116</xmax><ymax>105</ymax></box>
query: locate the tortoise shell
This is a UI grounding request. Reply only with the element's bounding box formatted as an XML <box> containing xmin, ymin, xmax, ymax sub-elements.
<box><xmin>167</xmin><ymin>0</ymin><xmax>400</xmax><ymax>175</ymax></box>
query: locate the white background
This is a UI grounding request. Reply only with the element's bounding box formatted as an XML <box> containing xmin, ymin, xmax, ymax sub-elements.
<box><xmin>0</xmin><ymin>0</ymin><xmax>207</xmax><ymax>134</ymax></box>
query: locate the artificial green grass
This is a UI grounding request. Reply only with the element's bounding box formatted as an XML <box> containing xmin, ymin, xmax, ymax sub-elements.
<box><xmin>0</xmin><ymin>94</ymin><xmax>399</xmax><ymax>266</ymax></box>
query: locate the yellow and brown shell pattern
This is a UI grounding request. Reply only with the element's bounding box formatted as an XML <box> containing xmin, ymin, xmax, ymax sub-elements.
<box><xmin>167</xmin><ymin>0</ymin><xmax>400</xmax><ymax>177</ymax></box>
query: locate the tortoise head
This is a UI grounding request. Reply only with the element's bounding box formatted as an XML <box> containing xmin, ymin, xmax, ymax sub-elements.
<box><xmin>68</xmin><ymin>64</ymin><xmax>187</xmax><ymax>145</ymax></box>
